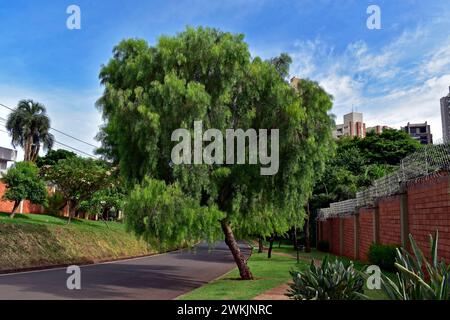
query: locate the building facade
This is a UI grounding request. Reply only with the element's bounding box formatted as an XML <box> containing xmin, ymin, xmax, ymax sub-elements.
<box><xmin>366</xmin><ymin>125</ymin><xmax>390</xmax><ymax>134</ymax></box>
<box><xmin>441</xmin><ymin>87</ymin><xmax>450</xmax><ymax>141</ymax></box>
<box><xmin>402</xmin><ymin>122</ymin><xmax>433</xmax><ymax>145</ymax></box>
<box><xmin>0</xmin><ymin>147</ymin><xmax>17</xmax><ymax>174</ymax></box>
<box><xmin>333</xmin><ymin>112</ymin><xmax>366</xmax><ymax>139</ymax></box>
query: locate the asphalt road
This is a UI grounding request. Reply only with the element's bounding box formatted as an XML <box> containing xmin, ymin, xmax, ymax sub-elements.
<box><xmin>0</xmin><ymin>242</ymin><xmax>251</xmax><ymax>300</ymax></box>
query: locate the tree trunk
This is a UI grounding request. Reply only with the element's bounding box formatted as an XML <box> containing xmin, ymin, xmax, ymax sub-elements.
<box><xmin>267</xmin><ymin>234</ymin><xmax>275</xmax><ymax>259</ymax></box>
<box><xmin>9</xmin><ymin>201</ymin><xmax>21</xmax><ymax>218</ymax></box>
<box><xmin>221</xmin><ymin>220</ymin><xmax>253</xmax><ymax>280</ymax></box>
<box><xmin>67</xmin><ymin>201</ymin><xmax>75</xmax><ymax>224</ymax></box>
<box><xmin>305</xmin><ymin>203</ymin><xmax>311</xmax><ymax>253</ymax></box>
<box><xmin>293</xmin><ymin>227</ymin><xmax>298</xmax><ymax>250</ymax></box>
<box><xmin>24</xmin><ymin>135</ymin><xmax>33</xmax><ymax>162</ymax></box>
<box><xmin>294</xmin><ymin>227</ymin><xmax>300</xmax><ymax>263</ymax></box>
<box><xmin>30</xmin><ymin>143</ymin><xmax>40</xmax><ymax>163</ymax></box>
<box><xmin>258</xmin><ymin>237</ymin><xmax>264</xmax><ymax>253</ymax></box>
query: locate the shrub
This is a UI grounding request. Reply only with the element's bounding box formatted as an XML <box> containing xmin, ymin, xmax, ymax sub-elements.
<box><xmin>287</xmin><ymin>256</ymin><xmax>366</xmax><ymax>300</ymax></box>
<box><xmin>45</xmin><ymin>192</ymin><xmax>66</xmax><ymax>217</ymax></box>
<box><xmin>2</xmin><ymin>162</ymin><xmax>48</xmax><ymax>217</ymax></box>
<box><xmin>368</xmin><ymin>243</ymin><xmax>398</xmax><ymax>271</ymax></box>
<box><xmin>317</xmin><ymin>240</ymin><xmax>330</xmax><ymax>252</ymax></box>
<box><xmin>381</xmin><ymin>232</ymin><xmax>450</xmax><ymax>300</ymax></box>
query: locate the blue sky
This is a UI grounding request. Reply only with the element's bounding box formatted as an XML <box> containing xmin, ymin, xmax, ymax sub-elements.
<box><xmin>1</xmin><ymin>0</ymin><xmax>450</xmax><ymax>158</ymax></box>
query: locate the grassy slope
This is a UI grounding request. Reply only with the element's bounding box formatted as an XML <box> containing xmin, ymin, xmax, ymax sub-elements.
<box><xmin>180</xmin><ymin>242</ymin><xmax>394</xmax><ymax>300</ymax></box>
<box><xmin>0</xmin><ymin>213</ymin><xmax>153</xmax><ymax>271</ymax></box>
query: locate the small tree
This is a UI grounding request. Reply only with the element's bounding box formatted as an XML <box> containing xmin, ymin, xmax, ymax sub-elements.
<box><xmin>41</xmin><ymin>157</ymin><xmax>113</xmax><ymax>223</ymax></box>
<box><xmin>36</xmin><ymin>149</ymin><xmax>77</xmax><ymax>168</ymax></box>
<box><xmin>2</xmin><ymin>162</ymin><xmax>48</xmax><ymax>218</ymax></box>
<box><xmin>79</xmin><ymin>184</ymin><xmax>125</xmax><ymax>221</ymax></box>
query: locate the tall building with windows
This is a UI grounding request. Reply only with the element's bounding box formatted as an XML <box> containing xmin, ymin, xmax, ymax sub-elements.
<box><xmin>402</xmin><ymin>122</ymin><xmax>433</xmax><ymax>145</ymax></box>
<box><xmin>333</xmin><ymin>112</ymin><xmax>366</xmax><ymax>139</ymax></box>
<box><xmin>440</xmin><ymin>87</ymin><xmax>450</xmax><ymax>141</ymax></box>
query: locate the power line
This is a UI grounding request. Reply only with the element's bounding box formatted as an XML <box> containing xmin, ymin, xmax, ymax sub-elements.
<box><xmin>53</xmin><ymin>141</ymin><xmax>98</xmax><ymax>159</ymax></box>
<box><xmin>50</xmin><ymin>127</ymin><xmax>98</xmax><ymax>148</ymax></box>
<box><xmin>0</xmin><ymin>103</ymin><xmax>99</xmax><ymax>149</ymax></box>
<box><xmin>0</xmin><ymin>123</ymin><xmax>98</xmax><ymax>159</ymax></box>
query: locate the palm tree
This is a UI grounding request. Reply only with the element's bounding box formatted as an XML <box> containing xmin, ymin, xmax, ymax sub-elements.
<box><xmin>6</xmin><ymin>100</ymin><xmax>55</xmax><ymax>162</ymax></box>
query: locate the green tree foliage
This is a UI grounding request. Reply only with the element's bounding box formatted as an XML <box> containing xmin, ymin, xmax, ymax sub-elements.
<box><xmin>41</xmin><ymin>157</ymin><xmax>113</xmax><ymax>223</ymax></box>
<box><xmin>268</xmin><ymin>53</ymin><xmax>292</xmax><ymax>79</ymax></box>
<box><xmin>6</xmin><ymin>100</ymin><xmax>54</xmax><ymax>162</ymax></box>
<box><xmin>312</xmin><ymin>129</ymin><xmax>421</xmax><ymax>209</ymax></box>
<box><xmin>96</xmin><ymin>27</ymin><xmax>335</xmax><ymax>279</ymax></box>
<box><xmin>1</xmin><ymin>162</ymin><xmax>48</xmax><ymax>218</ymax></box>
<box><xmin>358</xmin><ymin>129</ymin><xmax>421</xmax><ymax>165</ymax></box>
<box><xmin>36</xmin><ymin>149</ymin><xmax>77</xmax><ymax>168</ymax></box>
<box><xmin>124</xmin><ymin>178</ymin><xmax>224</xmax><ymax>251</ymax></box>
<box><xmin>79</xmin><ymin>178</ymin><xmax>126</xmax><ymax>221</ymax></box>
<box><xmin>44</xmin><ymin>191</ymin><xmax>66</xmax><ymax>217</ymax></box>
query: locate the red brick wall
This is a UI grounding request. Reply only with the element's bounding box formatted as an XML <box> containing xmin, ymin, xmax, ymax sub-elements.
<box><xmin>329</xmin><ymin>218</ymin><xmax>340</xmax><ymax>255</ymax></box>
<box><xmin>408</xmin><ymin>174</ymin><xmax>450</xmax><ymax>261</ymax></box>
<box><xmin>0</xmin><ymin>182</ymin><xmax>44</xmax><ymax>214</ymax></box>
<box><xmin>320</xmin><ymin>221</ymin><xmax>330</xmax><ymax>243</ymax></box>
<box><xmin>378</xmin><ymin>196</ymin><xmax>402</xmax><ymax>245</ymax></box>
<box><xmin>359</xmin><ymin>208</ymin><xmax>374</xmax><ymax>261</ymax></box>
<box><xmin>342</xmin><ymin>216</ymin><xmax>355</xmax><ymax>259</ymax></box>
<box><xmin>0</xmin><ymin>183</ymin><xmax>15</xmax><ymax>212</ymax></box>
<box><xmin>317</xmin><ymin>173</ymin><xmax>450</xmax><ymax>263</ymax></box>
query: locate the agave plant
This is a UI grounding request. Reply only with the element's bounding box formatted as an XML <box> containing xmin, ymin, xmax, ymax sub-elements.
<box><xmin>287</xmin><ymin>256</ymin><xmax>366</xmax><ymax>300</ymax></box>
<box><xmin>381</xmin><ymin>232</ymin><xmax>450</xmax><ymax>300</ymax></box>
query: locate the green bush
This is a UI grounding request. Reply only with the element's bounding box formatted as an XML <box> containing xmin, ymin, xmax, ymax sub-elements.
<box><xmin>44</xmin><ymin>192</ymin><xmax>66</xmax><ymax>217</ymax></box>
<box><xmin>381</xmin><ymin>232</ymin><xmax>450</xmax><ymax>300</ymax></box>
<box><xmin>317</xmin><ymin>240</ymin><xmax>330</xmax><ymax>252</ymax></box>
<box><xmin>368</xmin><ymin>243</ymin><xmax>398</xmax><ymax>271</ymax></box>
<box><xmin>287</xmin><ymin>256</ymin><xmax>366</xmax><ymax>300</ymax></box>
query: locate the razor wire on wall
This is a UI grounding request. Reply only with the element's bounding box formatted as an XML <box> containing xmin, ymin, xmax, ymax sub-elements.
<box><xmin>317</xmin><ymin>139</ymin><xmax>450</xmax><ymax>221</ymax></box>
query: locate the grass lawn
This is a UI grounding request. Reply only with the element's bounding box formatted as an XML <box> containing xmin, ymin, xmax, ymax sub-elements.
<box><xmin>180</xmin><ymin>241</ymin><xmax>396</xmax><ymax>300</ymax></box>
<box><xmin>178</xmin><ymin>252</ymin><xmax>309</xmax><ymax>300</ymax></box>
<box><xmin>266</xmin><ymin>241</ymin><xmax>395</xmax><ymax>300</ymax></box>
<box><xmin>0</xmin><ymin>212</ymin><xmax>153</xmax><ymax>272</ymax></box>
<box><xmin>0</xmin><ymin>212</ymin><xmax>125</xmax><ymax>231</ymax></box>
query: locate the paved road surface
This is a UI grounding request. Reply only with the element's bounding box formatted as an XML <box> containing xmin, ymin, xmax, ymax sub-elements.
<box><xmin>0</xmin><ymin>242</ymin><xmax>251</xmax><ymax>300</ymax></box>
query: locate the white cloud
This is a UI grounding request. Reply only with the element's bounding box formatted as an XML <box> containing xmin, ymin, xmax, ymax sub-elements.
<box><xmin>289</xmin><ymin>25</ymin><xmax>450</xmax><ymax>142</ymax></box>
<box><xmin>364</xmin><ymin>75</ymin><xmax>450</xmax><ymax>141</ymax></box>
<box><xmin>421</xmin><ymin>41</ymin><xmax>450</xmax><ymax>76</ymax></box>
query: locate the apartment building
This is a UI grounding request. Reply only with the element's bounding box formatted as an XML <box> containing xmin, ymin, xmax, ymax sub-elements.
<box><xmin>402</xmin><ymin>122</ymin><xmax>433</xmax><ymax>145</ymax></box>
<box><xmin>333</xmin><ymin>112</ymin><xmax>366</xmax><ymax>139</ymax></box>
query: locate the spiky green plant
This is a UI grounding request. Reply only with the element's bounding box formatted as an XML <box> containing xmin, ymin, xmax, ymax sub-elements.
<box><xmin>287</xmin><ymin>256</ymin><xmax>366</xmax><ymax>300</ymax></box>
<box><xmin>381</xmin><ymin>232</ymin><xmax>450</xmax><ymax>300</ymax></box>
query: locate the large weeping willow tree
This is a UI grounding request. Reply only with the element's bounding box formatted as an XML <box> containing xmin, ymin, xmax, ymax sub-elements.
<box><xmin>96</xmin><ymin>27</ymin><xmax>335</xmax><ymax>280</ymax></box>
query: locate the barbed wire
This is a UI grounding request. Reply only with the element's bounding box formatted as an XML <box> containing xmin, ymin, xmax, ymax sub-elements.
<box><xmin>317</xmin><ymin>139</ymin><xmax>450</xmax><ymax>221</ymax></box>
